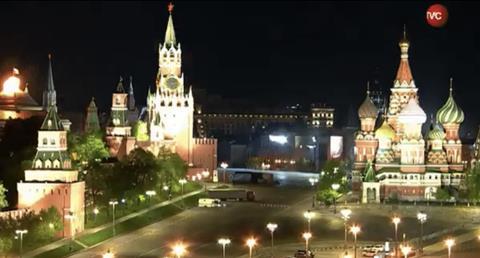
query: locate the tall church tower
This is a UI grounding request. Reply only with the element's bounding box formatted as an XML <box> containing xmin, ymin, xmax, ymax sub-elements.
<box><xmin>42</xmin><ymin>54</ymin><xmax>57</xmax><ymax>110</ymax></box>
<box><xmin>84</xmin><ymin>97</ymin><xmax>100</xmax><ymax>133</ymax></box>
<box><xmin>17</xmin><ymin>106</ymin><xmax>85</xmax><ymax>237</ymax></box>
<box><xmin>148</xmin><ymin>3</ymin><xmax>194</xmax><ymax>163</ymax></box>
<box><xmin>387</xmin><ymin>27</ymin><xmax>419</xmax><ymax>141</ymax></box>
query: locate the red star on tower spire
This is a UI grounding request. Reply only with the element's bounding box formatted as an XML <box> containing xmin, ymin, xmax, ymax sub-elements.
<box><xmin>168</xmin><ymin>2</ymin><xmax>174</xmax><ymax>13</ymax></box>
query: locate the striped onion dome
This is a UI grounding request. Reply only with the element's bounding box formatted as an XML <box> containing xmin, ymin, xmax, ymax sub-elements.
<box><xmin>428</xmin><ymin>123</ymin><xmax>445</xmax><ymax>141</ymax></box>
<box><xmin>375</xmin><ymin>120</ymin><xmax>395</xmax><ymax>140</ymax></box>
<box><xmin>436</xmin><ymin>81</ymin><xmax>464</xmax><ymax>124</ymax></box>
<box><xmin>358</xmin><ymin>92</ymin><xmax>378</xmax><ymax>119</ymax></box>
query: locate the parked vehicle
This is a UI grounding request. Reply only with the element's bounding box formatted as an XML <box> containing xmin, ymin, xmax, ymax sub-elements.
<box><xmin>293</xmin><ymin>249</ymin><xmax>314</xmax><ymax>258</ymax></box>
<box><xmin>198</xmin><ymin>198</ymin><xmax>225</xmax><ymax>208</ymax></box>
<box><xmin>207</xmin><ymin>189</ymin><xmax>255</xmax><ymax>201</ymax></box>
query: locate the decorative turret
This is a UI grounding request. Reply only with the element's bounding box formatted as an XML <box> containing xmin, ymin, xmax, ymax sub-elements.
<box><xmin>84</xmin><ymin>97</ymin><xmax>100</xmax><ymax>133</ymax></box>
<box><xmin>128</xmin><ymin>76</ymin><xmax>136</xmax><ymax>111</ymax></box>
<box><xmin>157</xmin><ymin>2</ymin><xmax>182</xmax><ymax>84</ymax></box>
<box><xmin>427</xmin><ymin>116</ymin><xmax>447</xmax><ymax>165</ymax></box>
<box><xmin>165</xmin><ymin>2</ymin><xmax>176</xmax><ymax>47</ymax></box>
<box><xmin>394</xmin><ymin>25</ymin><xmax>414</xmax><ymax>88</ymax></box>
<box><xmin>358</xmin><ymin>83</ymin><xmax>378</xmax><ymax>133</ymax></box>
<box><xmin>363</xmin><ymin>162</ymin><xmax>376</xmax><ymax>182</ymax></box>
<box><xmin>398</xmin><ymin>98</ymin><xmax>426</xmax><ymax>166</ymax></box>
<box><xmin>375</xmin><ymin>118</ymin><xmax>395</xmax><ymax>164</ymax></box>
<box><xmin>436</xmin><ymin>78</ymin><xmax>464</xmax><ymax>141</ymax></box>
<box><xmin>42</xmin><ymin>54</ymin><xmax>57</xmax><ymax>110</ymax></box>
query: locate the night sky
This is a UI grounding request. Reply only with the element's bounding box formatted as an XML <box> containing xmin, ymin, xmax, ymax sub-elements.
<box><xmin>0</xmin><ymin>1</ymin><xmax>479</xmax><ymax>136</ymax></box>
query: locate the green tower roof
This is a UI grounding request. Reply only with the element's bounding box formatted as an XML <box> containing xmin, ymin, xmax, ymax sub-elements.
<box><xmin>436</xmin><ymin>78</ymin><xmax>464</xmax><ymax>124</ymax></box>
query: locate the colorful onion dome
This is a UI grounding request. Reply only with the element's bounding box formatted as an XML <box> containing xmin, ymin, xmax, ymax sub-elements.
<box><xmin>375</xmin><ymin>120</ymin><xmax>395</xmax><ymax>140</ymax></box>
<box><xmin>428</xmin><ymin>123</ymin><xmax>445</xmax><ymax>141</ymax></box>
<box><xmin>436</xmin><ymin>79</ymin><xmax>464</xmax><ymax>124</ymax></box>
<box><xmin>358</xmin><ymin>86</ymin><xmax>378</xmax><ymax>119</ymax></box>
<box><xmin>398</xmin><ymin>98</ymin><xmax>426</xmax><ymax>124</ymax></box>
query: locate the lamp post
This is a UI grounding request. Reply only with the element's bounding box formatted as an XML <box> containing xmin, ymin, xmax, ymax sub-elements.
<box><xmin>400</xmin><ymin>244</ymin><xmax>411</xmax><ymax>258</ymax></box>
<box><xmin>392</xmin><ymin>216</ymin><xmax>401</xmax><ymax>258</ymax></box>
<box><xmin>109</xmin><ymin>200</ymin><xmax>118</xmax><ymax>236</ymax></box>
<box><xmin>350</xmin><ymin>224</ymin><xmax>361</xmax><ymax>258</ymax></box>
<box><xmin>172</xmin><ymin>242</ymin><xmax>187</xmax><ymax>258</ymax></box>
<box><xmin>217</xmin><ymin>238</ymin><xmax>231</xmax><ymax>258</ymax></box>
<box><xmin>221</xmin><ymin>162</ymin><xmax>229</xmax><ymax>183</ymax></box>
<box><xmin>302</xmin><ymin>232</ymin><xmax>312</xmax><ymax>251</ymax></box>
<box><xmin>103</xmin><ymin>249</ymin><xmax>115</xmax><ymax>258</ymax></box>
<box><xmin>246</xmin><ymin>237</ymin><xmax>257</xmax><ymax>258</ymax></box>
<box><xmin>179</xmin><ymin>178</ymin><xmax>187</xmax><ymax>195</ymax></box>
<box><xmin>93</xmin><ymin>207</ymin><xmax>99</xmax><ymax>222</ymax></box>
<box><xmin>445</xmin><ymin>238</ymin><xmax>455</xmax><ymax>258</ymax></box>
<box><xmin>417</xmin><ymin>211</ymin><xmax>427</xmax><ymax>255</ymax></box>
<box><xmin>331</xmin><ymin>183</ymin><xmax>340</xmax><ymax>214</ymax></box>
<box><xmin>145</xmin><ymin>190</ymin><xmax>156</xmax><ymax>204</ymax></box>
<box><xmin>266</xmin><ymin>223</ymin><xmax>278</xmax><ymax>257</ymax></box>
<box><xmin>15</xmin><ymin>229</ymin><xmax>28</xmax><ymax>256</ymax></box>
<box><xmin>65</xmin><ymin>211</ymin><xmax>76</xmax><ymax>251</ymax></box>
<box><xmin>340</xmin><ymin>208</ymin><xmax>352</xmax><ymax>251</ymax></box>
<box><xmin>303</xmin><ymin>210</ymin><xmax>315</xmax><ymax>232</ymax></box>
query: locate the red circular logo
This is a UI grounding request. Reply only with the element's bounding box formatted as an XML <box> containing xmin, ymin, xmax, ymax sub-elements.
<box><xmin>426</xmin><ymin>4</ymin><xmax>449</xmax><ymax>28</ymax></box>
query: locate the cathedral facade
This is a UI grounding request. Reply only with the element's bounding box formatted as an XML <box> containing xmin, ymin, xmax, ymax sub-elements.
<box><xmin>106</xmin><ymin>5</ymin><xmax>217</xmax><ymax>174</ymax></box>
<box><xmin>354</xmin><ymin>30</ymin><xmax>466</xmax><ymax>202</ymax></box>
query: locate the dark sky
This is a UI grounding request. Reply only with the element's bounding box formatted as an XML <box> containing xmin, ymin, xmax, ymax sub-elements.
<box><xmin>0</xmin><ymin>1</ymin><xmax>479</xmax><ymax>136</ymax></box>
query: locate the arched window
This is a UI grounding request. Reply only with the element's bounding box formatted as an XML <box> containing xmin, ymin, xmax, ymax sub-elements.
<box><xmin>53</xmin><ymin>160</ymin><xmax>60</xmax><ymax>168</ymax></box>
<box><xmin>43</xmin><ymin>138</ymin><xmax>48</xmax><ymax>145</ymax></box>
<box><xmin>50</xmin><ymin>138</ymin><xmax>56</xmax><ymax>145</ymax></box>
<box><xmin>35</xmin><ymin>160</ymin><xmax>42</xmax><ymax>168</ymax></box>
<box><xmin>44</xmin><ymin>160</ymin><xmax>52</xmax><ymax>169</ymax></box>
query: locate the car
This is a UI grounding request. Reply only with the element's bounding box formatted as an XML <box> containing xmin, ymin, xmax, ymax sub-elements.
<box><xmin>198</xmin><ymin>198</ymin><xmax>225</xmax><ymax>208</ymax></box>
<box><xmin>293</xmin><ymin>249</ymin><xmax>314</xmax><ymax>258</ymax></box>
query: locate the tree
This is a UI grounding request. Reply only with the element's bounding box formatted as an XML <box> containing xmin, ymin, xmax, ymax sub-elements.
<box><xmin>0</xmin><ymin>182</ymin><xmax>7</xmax><ymax>209</ymax></box>
<box><xmin>316</xmin><ymin>189</ymin><xmax>340</xmax><ymax>206</ymax></box>
<box><xmin>317</xmin><ymin>160</ymin><xmax>349</xmax><ymax>193</ymax></box>
<box><xmin>435</xmin><ymin>188</ymin><xmax>451</xmax><ymax>205</ymax></box>
<box><xmin>465</xmin><ymin>164</ymin><xmax>480</xmax><ymax>201</ymax></box>
<box><xmin>69</xmin><ymin>131</ymin><xmax>109</xmax><ymax>168</ymax></box>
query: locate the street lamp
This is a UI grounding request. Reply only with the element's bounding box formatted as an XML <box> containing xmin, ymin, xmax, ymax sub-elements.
<box><xmin>146</xmin><ymin>190</ymin><xmax>156</xmax><ymax>203</ymax></box>
<box><xmin>179</xmin><ymin>178</ymin><xmax>187</xmax><ymax>195</ymax></box>
<box><xmin>331</xmin><ymin>183</ymin><xmax>340</xmax><ymax>214</ymax></box>
<box><xmin>445</xmin><ymin>238</ymin><xmax>455</xmax><ymax>258</ymax></box>
<box><xmin>65</xmin><ymin>211</ymin><xmax>76</xmax><ymax>250</ymax></box>
<box><xmin>400</xmin><ymin>244</ymin><xmax>411</xmax><ymax>258</ymax></box>
<box><xmin>217</xmin><ymin>238</ymin><xmax>231</xmax><ymax>258</ymax></box>
<box><xmin>417</xmin><ymin>211</ymin><xmax>427</xmax><ymax>255</ymax></box>
<box><xmin>350</xmin><ymin>224</ymin><xmax>361</xmax><ymax>258</ymax></box>
<box><xmin>221</xmin><ymin>162</ymin><xmax>229</xmax><ymax>183</ymax></box>
<box><xmin>172</xmin><ymin>242</ymin><xmax>187</xmax><ymax>258</ymax></box>
<box><xmin>340</xmin><ymin>208</ymin><xmax>352</xmax><ymax>251</ymax></box>
<box><xmin>109</xmin><ymin>200</ymin><xmax>119</xmax><ymax>236</ymax></box>
<box><xmin>246</xmin><ymin>237</ymin><xmax>257</xmax><ymax>258</ymax></box>
<box><xmin>303</xmin><ymin>210</ymin><xmax>315</xmax><ymax>231</ymax></box>
<box><xmin>392</xmin><ymin>216</ymin><xmax>401</xmax><ymax>258</ymax></box>
<box><xmin>103</xmin><ymin>249</ymin><xmax>115</xmax><ymax>258</ymax></box>
<box><xmin>15</xmin><ymin>229</ymin><xmax>27</xmax><ymax>256</ymax></box>
<box><xmin>343</xmin><ymin>252</ymin><xmax>352</xmax><ymax>258</ymax></box>
<box><xmin>302</xmin><ymin>232</ymin><xmax>312</xmax><ymax>251</ymax></box>
<box><xmin>93</xmin><ymin>207</ymin><xmax>99</xmax><ymax>222</ymax></box>
<box><xmin>266</xmin><ymin>223</ymin><xmax>278</xmax><ymax>257</ymax></box>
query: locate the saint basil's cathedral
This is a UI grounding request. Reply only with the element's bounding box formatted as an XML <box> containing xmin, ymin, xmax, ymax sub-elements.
<box><xmin>354</xmin><ymin>29</ymin><xmax>467</xmax><ymax>202</ymax></box>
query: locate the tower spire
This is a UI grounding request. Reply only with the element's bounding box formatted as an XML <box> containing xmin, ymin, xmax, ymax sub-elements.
<box><xmin>164</xmin><ymin>2</ymin><xmax>176</xmax><ymax>47</ymax></box>
<box><xmin>128</xmin><ymin>75</ymin><xmax>136</xmax><ymax>110</ymax></box>
<box><xmin>449</xmin><ymin>77</ymin><xmax>453</xmax><ymax>95</ymax></box>
<box><xmin>43</xmin><ymin>54</ymin><xmax>57</xmax><ymax>110</ymax></box>
<box><xmin>366</xmin><ymin>81</ymin><xmax>370</xmax><ymax>97</ymax></box>
<box><xmin>116</xmin><ymin>76</ymin><xmax>125</xmax><ymax>93</ymax></box>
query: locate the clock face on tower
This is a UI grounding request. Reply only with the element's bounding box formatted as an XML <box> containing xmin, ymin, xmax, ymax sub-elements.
<box><xmin>166</xmin><ymin>77</ymin><xmax>179</xmax><ymax>90</ymax></box>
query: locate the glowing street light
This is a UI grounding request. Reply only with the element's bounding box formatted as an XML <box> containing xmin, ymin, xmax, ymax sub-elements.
<box><xmin>220</xmin><ymin>162</ymin><xmax>229</xmax><ymax>183</ymax></box>
<box><xmin>350</xmin><ymin>224</ymin><xmax>361</xmax><ymax>258</ymax></box>
<box><xmin>146</xmin><ymin>190</ymin><xmax>156</xmax><ymax>203</ymax></box>
<box><xmin>303</xmin><ymin>210</ymin><xmax>315</xmax><ymax>231</ymax></box>
<box><xmin>445</xmin><ymin>238</ymin><xmax>455</xmax><ymax>258</ymax></box>
<box><xmin>266</xmin><ymin>223</ymin><xmax>278</xmax><ymax>257</ymax></box>
<box><xmin>246</xmin><ymin>237</ymin><xmax>257</xmax><ymax>258</ymax></box>
<box><xmin>331</xmin><ymin>183</ymin><xmax>340</xmax><ymax>214</ymax></box>
<box><xmin>109</xmin><ymin>200</ymin><xmax>119</xmax><ymax>236</ymax></box>
<box><xmin>217</xmin><ymin>238</ymin><xmax>231</xmax><ymax>258</ymax></box>
<box><xmin>171</xmin><ymin>242</ymin><xmax>187</xmax><ymax>258</ymax></box>
<box><xmin>302</xmin><ymin>232</ymin><xmax>312</xmax><ymax>251</ymax></box>
<box><xmin>343</xmin><ymin>251</ymin><xmax>352</xmax><ymax>258</ymax></box>
<box><xmin>392</xmin><ymin>215</ymin><xmax>401</xmax><ymax>258</ymax></box>
<box><xmin>15</xmin><ymin>229</ymin><xmax>27</xmax><ymax>256</ymax></box>
<box><xmin>179</xmin><ymin>178</ymin><xmax>187</xmax><ymax>195</ymax></box>
<box><xmin>400</xmin><ymin>244</ymin><xmax>411</xmax><ymax>258</ymax></box>
<box><xmin>417</xmin><ymin>211</ymin><xmax>427</xmax><ymax>254</ymax></box>
<box><xmin>340</xmin><ymin>208</ymin><xmax>352</xmax><ymax>251</ymax></box>
<box><xmin>102</xmin><ymin>249</ymin><xmax>115</xmax><ymax>258</ymax></box>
